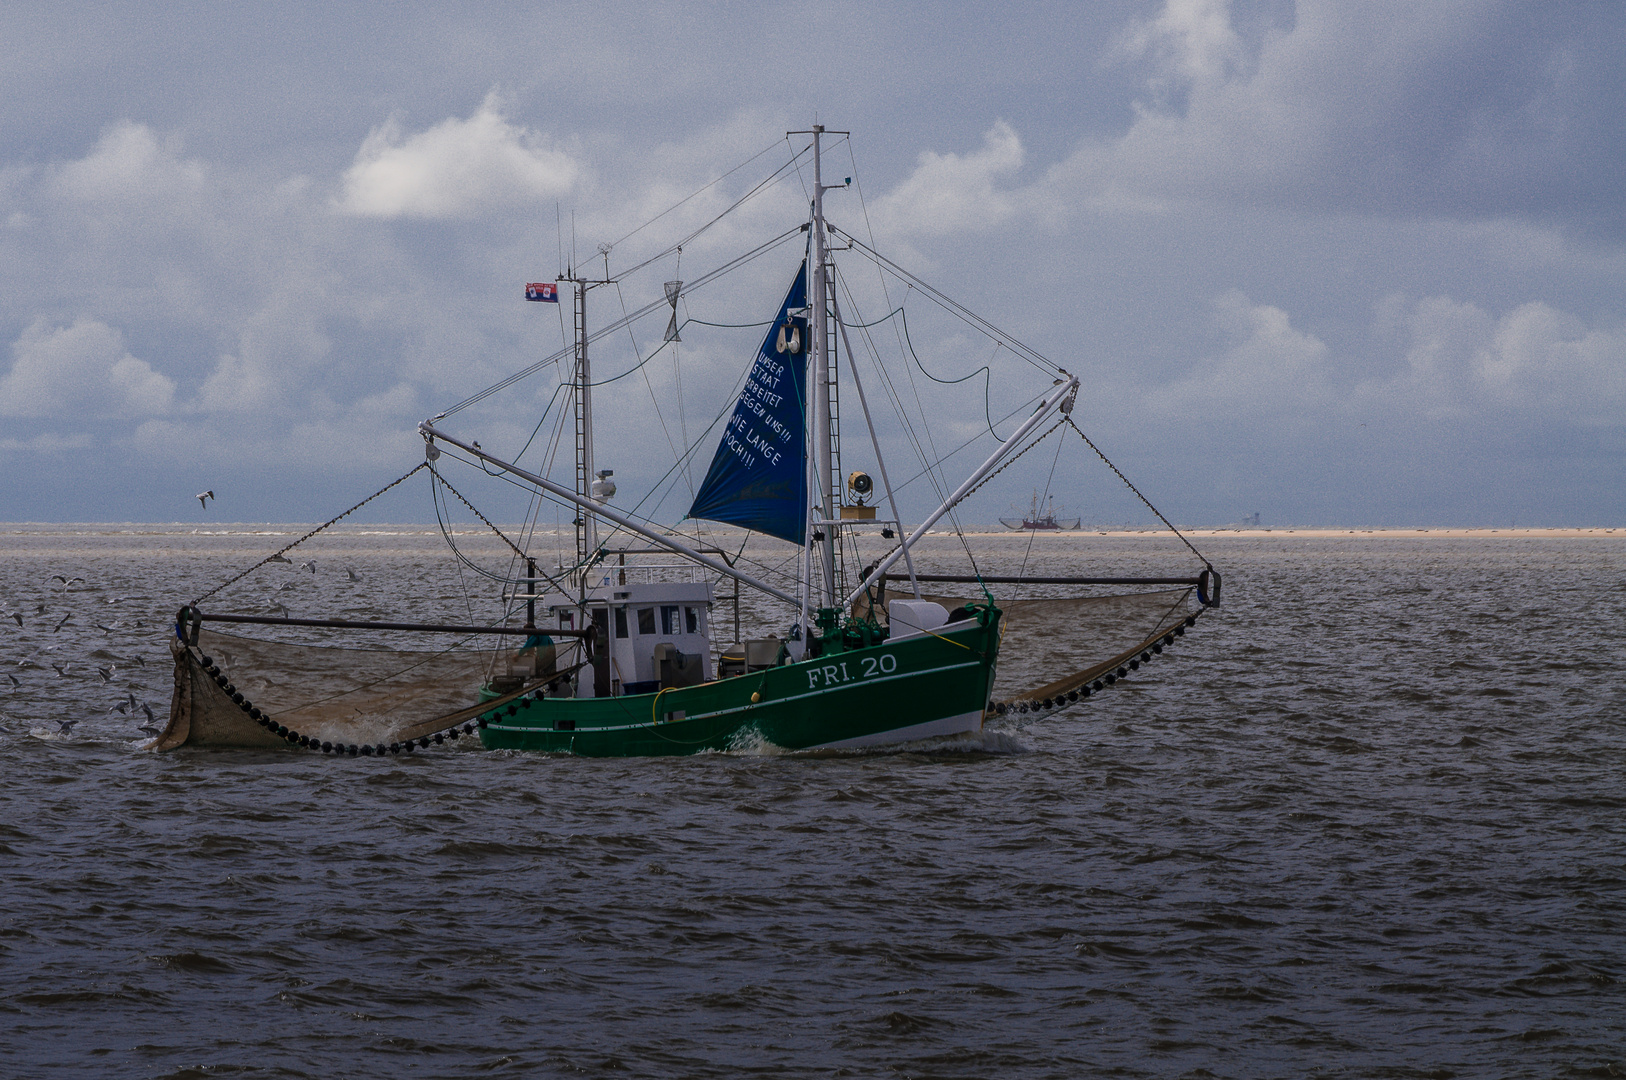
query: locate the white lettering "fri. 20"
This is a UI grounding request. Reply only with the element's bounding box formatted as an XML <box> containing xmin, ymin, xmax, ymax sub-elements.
<box><xmin>806</xmin><ymin>652</ymin><xmax>897</xmax><ymax>689</ymax></box>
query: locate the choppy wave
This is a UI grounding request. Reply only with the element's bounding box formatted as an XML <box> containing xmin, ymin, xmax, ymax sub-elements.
<box><xmin>1</xmin><ymin>530</ymin><xmax>1623</xmax><ymax>1078</ymax></box>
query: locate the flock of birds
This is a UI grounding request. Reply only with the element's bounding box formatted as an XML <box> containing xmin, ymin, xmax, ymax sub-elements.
<box><xmin>4</xmin><ymin>536</ymin><xmax>368</xmax><ymax>743</ymax></box>
<box><xmin>2</xmin><ymin>576</ymin><xmax>164</xmax><ymax>740</ymax></box>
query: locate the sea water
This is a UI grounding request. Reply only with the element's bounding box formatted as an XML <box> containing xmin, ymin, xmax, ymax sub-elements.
<box><xmin>1</xmin><ymin>525</ymin><xmax>1622</xmax><ymax>1078</ymax></box>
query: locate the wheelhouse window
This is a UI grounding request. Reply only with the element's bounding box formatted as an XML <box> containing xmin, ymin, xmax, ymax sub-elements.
<box><xmin>685</xmin><ymin>607</ymin><xmax>700</xmax><ymax>634</ymax></box>
<box><xmin>661</xmin><ymin>605</ymin><xmax>681</xmax><ymax>635</ymax></box>
<box><xmin>615</xmin><ymin>608</ymin><xmax>628</xmax><ymax>638</ymax></box>
<box><xmin>637</xmin><ymin>607</ymin><xmax>656</xmax><ymax>636</ymax></box>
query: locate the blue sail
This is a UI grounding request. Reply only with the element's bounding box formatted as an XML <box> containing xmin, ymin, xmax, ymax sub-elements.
<box><xmin>686</xmin><ymin>262</ymin><xmax>809</xmax><ymax>544</ymax></box>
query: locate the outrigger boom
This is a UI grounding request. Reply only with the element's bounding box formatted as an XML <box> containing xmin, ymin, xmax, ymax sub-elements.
<box><xmin>420</xmin><ymin>422</ymin><xmax>801</xmax><ymax>607</ymax></box>
<box><xmin>844</xmin><ymin>373</ymin><xmax>1079</xmax><ymax>609</ymax></box>
<box><xmin>423</xmin><ymin>371</ymin><xmax>1079</xmax><ymax>619</ymax></box>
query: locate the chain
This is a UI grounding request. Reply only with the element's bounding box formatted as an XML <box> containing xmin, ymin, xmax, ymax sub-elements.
<box><xmin>191</xmin><ymin>463</ymin><xmax>429</xmax><ymax>606</ymax></box>
<box><xmin>1067</xmin><ymin>417</ymin><xmax>1211</xmax><ymax>568</ymax></box>
<box><xmin>989</xmin><ymin>609</ymin><xmax>1203</xmax><ymax>717</ymax></box>
<box><xmin>430</xmin><ymin>466</ymin><xmax>529</xmax><ymax>562</ymax></box>
<box><xmin>963</xmin><ymin>418</ymin><xmax>1067</xmax><ymax>502</ymax></box>
<box><xmin>183</xmin><ymin>637</ymin><xmax>591</xmax><ymax>757</ymax></box>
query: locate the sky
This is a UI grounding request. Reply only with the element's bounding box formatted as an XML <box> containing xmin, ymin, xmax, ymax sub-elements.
<box><xmin>1</xmin><ymin>0</ymin><xmax>1622</xmax><ymax>528</ymax></box>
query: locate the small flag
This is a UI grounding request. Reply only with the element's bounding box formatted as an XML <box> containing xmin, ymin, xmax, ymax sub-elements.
<box><xmin>525</xmin><ymin>282</ymin><xmax>559</xmax><ymax>303</ymax></box>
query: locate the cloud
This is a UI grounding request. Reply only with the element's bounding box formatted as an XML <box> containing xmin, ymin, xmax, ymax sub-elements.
<box><xmin>0</xmin><ymin>318</ymin><xmax>174</xmax><ymax>418</ymax></box>
<box><xmin>872</xmin><ymin>121</ymin><xmax>1024</xmax><ymax>237</ymax></box>
<box><xmin>1054</xmin><ymin>0</ymin><xmax>1626</xmax><ymax>229</ymax></box>
<box><xmin>336</xmin><ymin>92</ymin><xmax>579</xmax><ymax>219</ymax></box>
<box><xmin>1394</xmin><ymin>296</ymin><xmax>1626</xmax><ymax>425</ymax></box>
<box><xmin>1143</xmin><ymin>291</ymin><xmax>1333</xmax><ymax>423</ymax></box>
<box><xmin>1130</xmin><ymin>288</ymin><xmax>1626</xmax><ymax>452</ymax></box>
<box><xmin>53</xmin><ymin>121</ymin><xmax>206</xmax><ymax>204</ymax></box>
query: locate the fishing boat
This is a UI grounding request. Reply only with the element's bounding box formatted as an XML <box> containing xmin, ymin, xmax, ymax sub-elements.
<box><xmin>159</xmin><ymin>125</ymin><xmax>1219</xmax><ymax>758</ymax></box>
<box><xmin>1000</xmin><ymin>492</ymin><xmax>1081</xmax><ymax>531</ymax></box>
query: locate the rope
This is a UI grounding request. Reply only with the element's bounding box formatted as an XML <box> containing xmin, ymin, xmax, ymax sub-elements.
<box><xmin>1066</xmin><ymin>417</ymin><xmax>1211</xmax><ymax>568</ymax></box>
<box><xmin>190</xmin><ymin>463</ymin><xmax>428</xmax><ymax>606</ymax></box>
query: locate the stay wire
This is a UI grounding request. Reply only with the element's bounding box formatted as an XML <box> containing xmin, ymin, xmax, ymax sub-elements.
<box><xmin>438</xmin><ymin>226</ymin><xmax>804</xmax><ymax>418</ymax></box>
<box><xmin>1015</xmin><ymin>423</ymin><xmax>1068</xmax><ymax>598</ymax></box>
<box><xmin>829</xmin><ymin>224</ymin><xmax>1061</xmax><ymax>378</ymax></box>
<box><xmin>603</xmin><ymin>136</ymin><xmax>794</xmax><ymax>254</ymax></box>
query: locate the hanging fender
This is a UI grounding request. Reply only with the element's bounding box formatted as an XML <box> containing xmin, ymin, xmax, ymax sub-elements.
<box><xmin>775</xmin><ymin>321</ymin><xmax>803</xmax><ymax>355</ymax></box>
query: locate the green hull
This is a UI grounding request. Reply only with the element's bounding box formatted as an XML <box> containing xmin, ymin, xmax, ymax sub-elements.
<box><xmin>479</xmin><ymin>612</ymin><xmax>1000</xmax><ymax>757</ymax></box>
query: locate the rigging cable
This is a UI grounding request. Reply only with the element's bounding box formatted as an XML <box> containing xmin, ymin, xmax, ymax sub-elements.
<box><xmin>190</xmin><ymin>463</ymin><xmax>427</xmax><ymax>607</ymax></box>
<box><xmin>438</xmin><ymin>226</ymin><xmax>805</xmax><ymax>419</ymax></box>
<box><xmin>895</xmin><ymin>305</ymin><xmax>1005</xmax><ymax>441</ymax></box>
<box><xmin>1014</xmin><ymin>423</ymin><xmax>1068</xmax><ymax>599</ymax></box>
<box><xmin>828</xmin><ymin>224</ymin><xmax>1062</xmax><ymax>379</ymax></box>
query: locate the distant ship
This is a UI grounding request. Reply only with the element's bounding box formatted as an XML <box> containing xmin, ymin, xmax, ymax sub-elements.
<box><xmin>1001</xmin><ymin>492</ymin><xmax>1081</xmax><ymax>531</ymax></box>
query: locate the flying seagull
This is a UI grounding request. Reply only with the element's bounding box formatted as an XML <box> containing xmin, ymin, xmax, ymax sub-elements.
<box><xmin>140</xmin><ymin>701</ymin><xmax>155</xmax><ymax>722</ymax></box>
<box><xmin>346</xmin><ymin>567</ymin><xmax>362</xmax><ymax>582</ymax></box>
<box><xmin>57</xmin><ymin>719</ymin><xmax>78</xmax><ymax>735</ymax></box>
<box><xmin>52</xmin><ymin>615</ymin><xmax>71</xmax><ymax>632</ymax></box>
<box><xmin>9</xmin><ymin>612</ymin><xmax>21</xmax><ymax>627</ymax></box>
<box><xmin>299</xmin><ymin>561</ymin><xmax>317</xmax><ymax>574</ymax></box>
<box><xmin>197</xmin><ymin>490</ymin><xmax>215</xmax><ymax>509</ymax></box>
<box><xmin>268</xmin><ymin>554</ymin><xmax>291</xmax><ymax>563</ymax></box>
<box><xmin>51</xmin><ymin>663</ymin><xmax>69</xmax><ymax>677</ymax></box>
<box><xmin>96</xmin><ymin>666</ymin><xmax>114</xmax><ymax>683</ymax></box>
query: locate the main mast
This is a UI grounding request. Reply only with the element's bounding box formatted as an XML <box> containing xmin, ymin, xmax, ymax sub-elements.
<box><xmin>810</xmin><ymin>126</ymin><xmax>838</xmax><ymax>608</ymax></box>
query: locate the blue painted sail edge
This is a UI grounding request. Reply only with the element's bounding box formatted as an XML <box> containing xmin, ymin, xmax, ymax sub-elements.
<box><xmin>686</xmin><ymin>261</ymin><xmax>809</xmax><ymax>544</ymax></box>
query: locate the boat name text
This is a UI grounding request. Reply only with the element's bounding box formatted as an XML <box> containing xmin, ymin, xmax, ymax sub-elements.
<box><xmin>806</xmin><ymin>652</ymin><xmax>898</xmax><ymax>689</ymax></box>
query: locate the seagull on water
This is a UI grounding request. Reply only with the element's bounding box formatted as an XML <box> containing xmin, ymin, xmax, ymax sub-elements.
<box><xmin>345</xmin><ymin>567</ymin><xmax>362</xmax><ymax>582</ymax></box>
<box><xmin>138</xmin><ymin>722</ymin><xmax>162</xmax><ymax>737</ymax></box>
<box><xmin>197</xmin><ymin>490</ymin><xmax>215</xmax><ymax>509</ymax></box>
<box><xmin>268</xmin><ymin>553</ymin><xmax>291</xmax><ymax>563</ymax></box>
